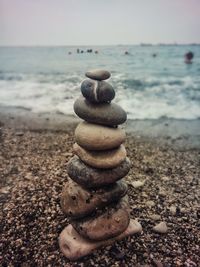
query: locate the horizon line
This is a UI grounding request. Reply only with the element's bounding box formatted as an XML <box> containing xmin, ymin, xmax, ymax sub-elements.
<box><xmin>0</xmin><ymin>43</ymin><xmax>200</xmax><ymax>47</ymax></box>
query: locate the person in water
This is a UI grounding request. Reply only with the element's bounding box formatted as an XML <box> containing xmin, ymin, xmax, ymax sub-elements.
<box><xmin>184</xmin><ymin>51</ymin><xmax>194</xmax><ymax>64</ymax></box>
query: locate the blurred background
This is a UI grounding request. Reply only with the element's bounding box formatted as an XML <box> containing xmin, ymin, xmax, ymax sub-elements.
<box><xmin>0</xmin><ymin>0</ymin><xmax>200</xmax><ymax>120</ymax></box>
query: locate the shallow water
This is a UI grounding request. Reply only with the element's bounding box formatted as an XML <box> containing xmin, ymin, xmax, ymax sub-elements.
<box><xmin>0</xmin><ymin>45</ymin><xmax>199</xmax><ymax>119</ymax></box>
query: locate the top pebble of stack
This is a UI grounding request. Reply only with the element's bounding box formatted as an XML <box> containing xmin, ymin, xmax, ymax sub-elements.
<box><xmin>85</xmin><ymin>69</ymin><xmax>111</xmax><ymax>81</ymax></box>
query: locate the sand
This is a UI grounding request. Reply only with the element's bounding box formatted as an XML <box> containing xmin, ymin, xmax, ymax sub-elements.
<box><xmin>0</xmin><ymin>110</ymin><xmax>200</xmax><ymax>266</ymax></box>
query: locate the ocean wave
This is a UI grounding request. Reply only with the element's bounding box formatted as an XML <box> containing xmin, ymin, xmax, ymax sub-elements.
<box><xmin>0</xmin><ymin>72</ymin><xmax>82</xmax><ymax>85</ymax></box>
<box><xmin>0</xmin><ymin>74</ymin><xmax>199</xmax><ymax>119</ymax></box>
<box><xmin>0</xmin><ymin>44</ymin><xmax>200</xmax><ymax>119</ymax></box>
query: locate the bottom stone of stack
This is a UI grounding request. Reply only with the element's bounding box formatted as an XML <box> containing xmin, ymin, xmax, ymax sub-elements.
<box><xmin>59</xmin><ymin>219</ymin><xmax>142</xmax><ymax>261</ymax></box>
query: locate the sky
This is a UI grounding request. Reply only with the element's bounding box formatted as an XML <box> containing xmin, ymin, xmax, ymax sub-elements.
<box><xmin>0</xmin><ymin>0</ymin><xmax>200</xmax><ymax>46</ymax></box>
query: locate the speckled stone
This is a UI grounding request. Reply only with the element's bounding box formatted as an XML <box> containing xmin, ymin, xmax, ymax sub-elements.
<box><xmin>67</xmin><ymin>156</ymin><xmax>131</xmax><ymax>188</ymax></box>
<box><xmin>59</xmin><ymin>219</ymin><xmax>143</xmax><ymax>260</ymax></box>
<box><xmin>60</xmin><ymin>179</ymin><xmax>127</xmax><ymax>219</ymax></box>
<box><xmin>75</xmin><ymin>121</ymin><xmax>126</xmax><ymax>151</ymax></box>
<box><xmin>81</xmin><ymin>79</ymin><xmax>115</xmax><ymax>103</ymax></box>
<box><xmin>74</xmin><ymin>97</ymin><xmax>127</xmax><ymax>126</ymax></box>
<box><xmin>73</xmin><ymin>143</ymin><xmax>127</xmax><ymax>169</ymax></box>
<box><xmin>85</xmin><ymin>69</ymin><xmax>111</xmax><ymax>81</ymax></box>
<box><xmin>72</xmin><ymin>196</ymin><xmax>130</xmax><ymax>241</ymax></box>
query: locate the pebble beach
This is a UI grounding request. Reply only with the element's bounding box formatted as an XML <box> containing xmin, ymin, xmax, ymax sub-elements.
<box><xmin>1</xmin><ymin>0</ymin><xmax>200</xmax><ymax>264</ymax></box>
<box><xmin>0</xmin><ymin>111</ymin><xmax>199</xmax><ymax>266</ymax></box>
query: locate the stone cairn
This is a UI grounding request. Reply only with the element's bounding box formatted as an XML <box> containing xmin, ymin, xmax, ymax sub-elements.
<box><xmin>59</xmin><ymin>69</ymin><xmax>142</xmax><ymax>260</ymax></box>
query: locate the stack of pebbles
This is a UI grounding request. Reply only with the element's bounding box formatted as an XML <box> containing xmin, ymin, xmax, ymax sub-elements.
<box><xmin>59</xmin><ymin>70</ymin><xmax>142</xmax><ymax>260</ymax></box>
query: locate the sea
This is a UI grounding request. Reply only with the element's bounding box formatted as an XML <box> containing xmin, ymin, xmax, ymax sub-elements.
<box><xmin>0</xmin><ymin>45</ymin><xmax>200</xmax><ymax>120</ymax></box>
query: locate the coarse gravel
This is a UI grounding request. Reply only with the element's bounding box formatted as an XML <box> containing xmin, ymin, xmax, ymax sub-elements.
<box><xmin>0</xmin><ymin>125</ymin><xmax>199</xmax><ymax>267</ymax></box>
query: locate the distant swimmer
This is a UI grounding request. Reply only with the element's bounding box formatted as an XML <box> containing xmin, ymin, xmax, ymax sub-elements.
<box><xmin>124</xmin><ymin>51</ymin><xmax>129</xmax><ymax>55</ymax></box>
<box><xmin>152</xmin><ymin>53</ymin><xmax>157</xmax><ymax>57</ymax></box>
<box><xmin>77</xmin><ymin>49</ymin><xmax>80</xmax><ymax>54</ymax></box>
<box><xmin>184</xmin><ymin>51</ymin><xmax>194</xmax><ymax>64</ymax></box>
<box><xmin>68</xmin><ymin>51</ymin><xmax>72</xmax><ymax>55</ymax></box>
<box><xmin>95</xmin><ymin>50</ymin><xmax>98</xmax><ymax>54</ymax></box>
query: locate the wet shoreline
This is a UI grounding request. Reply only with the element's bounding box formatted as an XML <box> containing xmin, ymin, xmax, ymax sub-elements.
<box><xmin>0</xmin><ymin>106</ymin><xmax>200</xmax><ymax>149</ymax></box>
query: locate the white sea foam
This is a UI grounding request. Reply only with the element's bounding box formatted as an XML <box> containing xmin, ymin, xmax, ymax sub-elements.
<box><xmin>0</xmin><ymin>74</ymin><xmax>199</xmax><ymax>119</ymax></box>
<box><xmin>0</xmin><ymin>45</ymin><xmax>200</xmax><ymax>119</ymax></box>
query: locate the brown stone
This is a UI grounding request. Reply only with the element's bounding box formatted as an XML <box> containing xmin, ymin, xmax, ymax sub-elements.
<box><xmin>73</xmin><ymin>143</ymin><xmax>126</xmax><ymax>169</ymax></box>
<box><xmin>75</xmin><ymin>121</ymin><xmax>126</xmax><ymax>151</ymax></box>
<box><xmin>60</xmin><ymin>179</ymin><xmax>127</xmax><ymax>219</ymax></box>
<box><xmin>67</xmin><ymin>156</ymin><xmax>131</xmax><ymax>188</ymax></box>
<box><xmin>72</xmin><ymin>196</ymin><xmax>130</xmax><ymax>241</ymax></box>
<box><xmin>59</xmin><ymin>219</ymin><xmax>143</xmax><ymax>260</ymax></box>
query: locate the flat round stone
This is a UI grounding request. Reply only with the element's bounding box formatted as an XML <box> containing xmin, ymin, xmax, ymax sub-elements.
<box><xmin>85</xmin><ymin>69</ymin><xmax>111</xmax><ymax>81</ymax></box>
<box><xmin>75</xmin><ymin>122</ymin><xmax>126</xmax><ymax>151</ymax></box>
<box><xmin>68</xmin><ymin>156</ymin><xmax>131</xmax><ymax>188</ymax></box>
<box><xmin>81</xmin><ymin>79</ymin><xmax>115</xmax><ymax>103</ymax></box>
<box><xmin>72</xmin><ymin>196</ymin><xmax>130</xmax><ymax>241</ymax></box>
<box><xmin>59</xmin><ymin>219</ymin><xmax>142</xmax><ymax>261</ymax></box>
<box><xmin>73</xmin><ymin>143</ymin><xmax>127</xmax><ymax>169</ymax></box>
<box><xmin>74</xmin><ymin>97</ymin><xmax>127</xmax><ymax>126</ymax></box>
<box><xmin>61</xmin><ymin>179</ymin><xmax>127</xmax><ymax>219</ymax></box>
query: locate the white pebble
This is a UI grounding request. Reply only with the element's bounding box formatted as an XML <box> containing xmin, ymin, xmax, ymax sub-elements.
<box><xmin>153</xmin><ymin>221</ymin><xmax>168</xmax><ymax>233</ymax></box>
